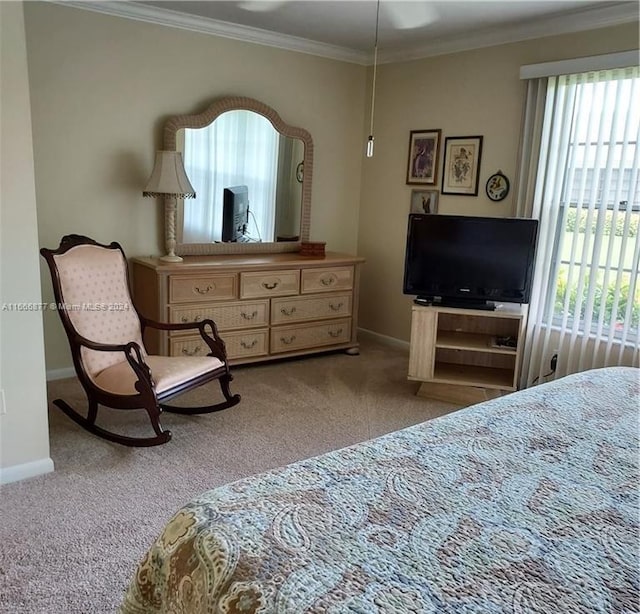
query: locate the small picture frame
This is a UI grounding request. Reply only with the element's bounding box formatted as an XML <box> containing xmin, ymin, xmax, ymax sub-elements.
<box><xmin>410</xmin><ymin>189</ymin><xmax>439</xmax><ymax>214</ymax></box>
<box><xmin>441</xmin><ymin>136</ymin><xmax>483</xmax><ymax>196</ymax></box>
<box><xmin>406</xmin><ymin>129</ymin><xmax>441</xmax><ymax>185</ymax></box>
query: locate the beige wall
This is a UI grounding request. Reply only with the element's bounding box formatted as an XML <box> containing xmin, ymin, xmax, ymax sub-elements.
<box><xmin>23</xmin><ymin>2</ymin><xmax>366</xmax><ymax>372</ymax></box>
<box><xmin>20</xmin><ymin>3</ymin><xmax>640</xmax><ymax>374</ymax></box>
<box><xmin>358</xmin><ymin>23</ymin><xmax>639</xmax><ymax>343</ymax></box>
<box><xmin>0</xmin><ymin>2</ymin><xmax>52</xmax><ymax>482</ymax></box>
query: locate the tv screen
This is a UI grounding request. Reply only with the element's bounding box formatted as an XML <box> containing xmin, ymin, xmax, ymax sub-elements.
<box><xmin>222</xmin><ymin>185</ymin><xmax>250</xmax><ymax>242</ymax></box>
<box><xmin>403</xmin><ymin>214</ymin><xmax>538</xmax><ymax>308</ymax></box>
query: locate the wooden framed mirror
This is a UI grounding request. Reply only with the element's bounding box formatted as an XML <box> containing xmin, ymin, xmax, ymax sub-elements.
<box><xmin>162</xmin><ymin>96</ymin><xmax>313</xmax><ymax>256</ymax></box>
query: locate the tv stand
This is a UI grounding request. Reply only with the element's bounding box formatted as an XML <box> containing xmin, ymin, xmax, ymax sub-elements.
<box><xmin>408</xmin><ymin>303</ymin><xmax>527</xmax><ymax>404</ymax></box>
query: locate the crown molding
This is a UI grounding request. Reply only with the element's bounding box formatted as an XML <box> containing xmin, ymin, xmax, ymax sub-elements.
<box><xmin>52</xmin><ymin>1</ymin><xmax>369</xmax><ymax>65</ymax></box>
<box><xmin>379</xmin><ymin>2</ymin><xmax>639</xmax><ymax>64</ymax></box>
<box><xmin>51</xmin><ymin>1</ymin><xmax>638</xmax><ymax>67</ymax></box>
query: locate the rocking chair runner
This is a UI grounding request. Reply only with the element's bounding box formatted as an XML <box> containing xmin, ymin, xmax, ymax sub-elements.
<box><xmin>40</xmin><ymin>235</ymin><xmax>240</xmax><ymax>447</ymax></box>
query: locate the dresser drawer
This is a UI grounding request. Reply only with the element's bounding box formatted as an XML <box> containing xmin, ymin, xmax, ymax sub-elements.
<box><xmin>301</xmin><ymin>266</ymin><xmax>354</xmax><ymax>294</ymax></box>
<box><xmin>169</xmin><ymin>335</ymin><xmax>211</xmax><ymax>358</ymax></box>
<box><xmin>222</xmin><ymin>329</ymin><xmax>269</xmax><ymax>360</ymax></box>
<box><xmin>169</xmin><ymin>300</ymin><xmax>269</xmax><ymax>332</ymax></box>
<box><xmin>271</xmin><ymin>293</ymin><xmax>352</xmax><ymax>325</ymax></box>
<box><xmin>271</xmin><ymin>318</ymin><xmax>351</xmax><ymax>354</ymax></box>
<box><xmin>169</xmin><ymin>274</ymin><xmax>237</xmax><ymax>304</ymax></box>
<box><xmin>240</xmin><ymin>269</ymin><xmax>300</xmax><ymax>299</ymax></box>
<box><xmin>169</xmin><ymin>329</ymin><xmax>269</xmax><ymax>360</ymax></box>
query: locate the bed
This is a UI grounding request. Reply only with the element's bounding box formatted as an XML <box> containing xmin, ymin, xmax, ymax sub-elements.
<box><xmin>121</xmin><ymin>367</ymin><xmax>639</xmax><ymax>613</ymax></box>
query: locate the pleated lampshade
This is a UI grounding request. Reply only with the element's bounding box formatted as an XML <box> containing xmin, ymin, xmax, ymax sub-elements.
<box><xmin>143</xmin><ymin>151</ymin><xmax>196</xmax><ymax>198</ymax></box>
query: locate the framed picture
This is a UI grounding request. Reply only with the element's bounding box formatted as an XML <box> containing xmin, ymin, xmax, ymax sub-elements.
<box><xmin>410</xmin><ymin>189</ymin><xmax>439</xmax><ymax>214</ymax></box>
<box><xmin>406</xmin><ymin>129</ymin><xmax>441</xmax><ymax>185</ymax></box>
<box><xmin>441</xmin><ymin>136</ymin><xmax>483</xmax><ymax>196</ymax></box>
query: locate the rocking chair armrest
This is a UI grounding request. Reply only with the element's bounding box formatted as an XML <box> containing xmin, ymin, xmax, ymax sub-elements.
<box><xmin>73</xmin><ymin>332</ymin><xmax>141</xmax><ymax>355</ymax></box>
<box><xmin>72</xmin><ymin>334</ymin><xmax>152</xmax><ymax>389</ymax></box>
<box><xmin>139</xmin><ymin>316</ymin><xmax>229</xmax><ymax>364</ymax></box>
<box><xmin>139</xmin><ymin>316</ymin><xmax>206</xmax><ymax>333</ymax></box>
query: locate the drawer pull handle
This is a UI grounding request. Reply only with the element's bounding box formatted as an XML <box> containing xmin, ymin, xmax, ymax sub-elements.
<box><xmin>280</xmin><ymin>307</ymin><xmax>297</xmax><ymax>316</ymax></box>
<box><xmin>262</xmin><ymin>281</ymin><xmax>279</xmax><ymax>290</ymax></box>
<box><xmin>182</xmin><ymin>346</ymin><xmax>202</xmax><ymax>356</ymax></box>
<box><xmin>241</xmin><ymin>311</ymin><xmax>258</xmax><ymax>320</ymax></box>
<box><xmin>241</xmin><ymin>339</ymin><xmax>258</xmax><ymax>349</ymax></box>
<box><xmin>280</xmin><ymin>335</ymin><xmax>296</xmax><ymax>345</ymax></box>
<box><xmin>328</xmin><ymin>328</ymin><xmax>343</xmax><ymax>338</ymax></box>
<box><xmin>329</xmin><ymin>302</ymin><xmax>343</xmax><ymax>311</ymax></box>
<box><xmin>321</xmin><ymin>275</ymin><xmax>337</xmax><ymax>286</ymax></box>
<box><xmin>181</xmin><ymin>315</ymin><xmax>202</xmax><ymax>323</ymax></box>
<box><xmin>194</xmin><ymin>284</ymin><xmax>213</xmax><ymax>295</ymax></box>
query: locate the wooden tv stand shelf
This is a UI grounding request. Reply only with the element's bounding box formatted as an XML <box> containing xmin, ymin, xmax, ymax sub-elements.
<box><xmin>408</xmin><ymin>303</ymin><xmax>527</xmax><ymax>403</ymax></box>
<box><xmin>131</xmin><ymin>252</ymin><xmax>364</xmax><ymax>365</ymax></box>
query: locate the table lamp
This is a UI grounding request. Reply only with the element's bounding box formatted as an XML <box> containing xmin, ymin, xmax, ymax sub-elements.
<box><xmin>143</xmin><ymin>150</ymin><xmax>195</xmax><ymax>263</ymax></box>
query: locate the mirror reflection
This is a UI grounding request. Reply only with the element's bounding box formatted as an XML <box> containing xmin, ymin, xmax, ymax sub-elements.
<box><xmin>177</xmin><ymin>110</ymin><xmax>304</xmax><ymax>244</ymax></box>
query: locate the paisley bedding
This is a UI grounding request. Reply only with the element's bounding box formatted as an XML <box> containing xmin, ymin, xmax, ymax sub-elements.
<box><xmin>121</xmin><ymin>367</ymin><xmax>639</xmax><ymax>613</ymax></box>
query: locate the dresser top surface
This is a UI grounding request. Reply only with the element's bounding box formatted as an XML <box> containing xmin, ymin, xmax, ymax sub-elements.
<box><xmin>132</xmin><ymin>251</ymin><xmax>365</xmax><ymax>272</ymax></box>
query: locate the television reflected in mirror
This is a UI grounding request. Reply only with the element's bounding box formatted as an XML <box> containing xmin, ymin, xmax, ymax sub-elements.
<box><xmin>222</xmin><ymin>185</ymin><xmax>251</xmax><ymax>243</ymax></box>
<box><xmin>403</xmin><ymin>214</ymin><xmax>538</xmax><ymax>310</ymax></box>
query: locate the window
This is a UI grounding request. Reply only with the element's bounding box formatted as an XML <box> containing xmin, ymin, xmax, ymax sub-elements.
<box><xmin>519</xmin><ymin>65</ymin><xmax>639</xmax><ymax>385</ymax></box>
<box><xmin>548</xmin><ymin>70</ymin><xmax>639</xmax><ymax>342</ymax></box>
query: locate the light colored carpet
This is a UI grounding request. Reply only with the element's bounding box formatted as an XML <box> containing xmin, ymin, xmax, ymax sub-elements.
<box><xmin>0</xmin><ymin>339</ymin><xmax>459</xmax><ymax>613</ymax></box>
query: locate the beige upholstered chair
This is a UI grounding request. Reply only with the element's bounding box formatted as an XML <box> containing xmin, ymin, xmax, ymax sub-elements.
<box><xmin>40</xmin><ymin>235</ymin><xmax>240</xmax><ymax>446</ymax></box>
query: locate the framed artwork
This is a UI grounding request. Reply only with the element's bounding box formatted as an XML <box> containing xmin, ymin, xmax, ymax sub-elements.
<box><xmin>406</xmin><ymin>129</ymin><xmax>441</xmax><ymax>185</ymax></box>
<box><xmin>410</xmin><ymin>189</ymin><xmax>439</xmax><ymax>214</ymax></box>
<box><xmin>441</xmin><ymin>136</ymin><xmax>483</xmax><ymax>196</ymax></box>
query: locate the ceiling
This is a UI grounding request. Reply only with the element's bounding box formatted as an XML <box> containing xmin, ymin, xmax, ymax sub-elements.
<box><xmin>74</xmin><ymin>1</ymin><xmax>639</xmax><ymax>63</ymax></box>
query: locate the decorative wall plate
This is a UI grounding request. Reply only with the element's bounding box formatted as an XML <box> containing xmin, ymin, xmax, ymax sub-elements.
<box><xmin>486</xmin><ymin>171</ymin><xmax>510</xmax><ymax>201</ymax></box>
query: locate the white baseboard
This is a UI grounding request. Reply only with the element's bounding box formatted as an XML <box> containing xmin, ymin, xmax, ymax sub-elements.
<box><xmin>358</xmin><ymin>327</ymin><xmax>410</xmax><ymax>351</ymax></box>
<box><xmin>0</xmin><ymin>457</ymin><xmax>55</xmax><ymax>485</ymax></box>
<box><xmin>46</xmin><ymin>367</ymin><xmax>76</xmax><ymax>381</ymax></box>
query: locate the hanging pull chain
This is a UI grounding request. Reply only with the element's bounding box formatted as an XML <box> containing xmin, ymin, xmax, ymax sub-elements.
<box><xmin>366</xmin><ymin>0</ymin><xmax>381</xmax><ymax>158</ymax></box>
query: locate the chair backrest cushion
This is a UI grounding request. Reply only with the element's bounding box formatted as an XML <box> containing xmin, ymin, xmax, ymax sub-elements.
<box><xmin>53</xmin><ymin>244</ymin><xmax>146</xmax><ymax>378</ymax></box>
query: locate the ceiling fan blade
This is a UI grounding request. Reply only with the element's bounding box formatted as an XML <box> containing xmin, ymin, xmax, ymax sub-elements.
<box><xmin>237</xmin><ymin>0</ymin><xmax>289</xmax><ymax>12</ymax></box>
<box><xmin>383</xmin><ymin>2</ymin><xmax>439</xmax><ymax>30</ymax></box>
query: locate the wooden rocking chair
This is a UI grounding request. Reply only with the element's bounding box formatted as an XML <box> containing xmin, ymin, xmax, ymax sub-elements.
<box><xmin>40</xmin><ymin>235</ymin><xmax>240</xmax><ymax>446</ymax></box>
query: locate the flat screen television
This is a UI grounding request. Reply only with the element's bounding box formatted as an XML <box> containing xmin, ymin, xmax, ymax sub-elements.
<box><xmin>222</xmin><ymin>185</ymin><xmax>250</xmax><ymax>242</ymax></box>
<box><xmin>403</xmin><ymin>214</ymin><xmax>538</xmax><ymax>309</ymax></box>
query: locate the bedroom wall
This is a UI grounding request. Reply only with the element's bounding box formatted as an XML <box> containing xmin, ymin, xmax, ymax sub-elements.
<box><xmin>0</xmin><ymin>2</ymin><xmax>53</xmax><ymax>483</ymax></box>
<box><xmin>23</xmin><ymin>2</ymin><xmax>366</xmax><ymax>373</ymax></box>
<box><xmin>358</xmin><ymin>23</ymin><xmax>639</xmax><ymax>343</ymax></box>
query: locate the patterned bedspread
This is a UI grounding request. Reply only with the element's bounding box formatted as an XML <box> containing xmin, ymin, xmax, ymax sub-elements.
<box><xmin>121</xmin><ymin>367</ymin><xmax>639</xmax><ymax>613</ymax></box>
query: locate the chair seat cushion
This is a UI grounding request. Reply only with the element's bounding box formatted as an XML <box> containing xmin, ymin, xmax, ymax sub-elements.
<box><xmin>92</xmin><ymin>355</ymin><xmax>225</xmax><ymax>396</ymax></box>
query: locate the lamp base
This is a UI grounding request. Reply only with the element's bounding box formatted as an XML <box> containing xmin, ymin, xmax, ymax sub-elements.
<box><xmin>159</xmin><ymin>254</ymin><xmax>183</xmax><ymax>263</ymax></box>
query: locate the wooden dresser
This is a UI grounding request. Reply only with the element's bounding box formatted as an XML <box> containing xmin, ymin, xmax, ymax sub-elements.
<box><xmin>131</xmin><ymin>252</ymin><xmax>364</xmax><ymax>365</ymax></box>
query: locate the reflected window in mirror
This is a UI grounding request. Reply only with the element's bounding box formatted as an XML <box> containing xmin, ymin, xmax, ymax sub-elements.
<box><xmin>180</xmin><ymin>110</ymin><xmax>304</xmax><ymax>244</ymax></box>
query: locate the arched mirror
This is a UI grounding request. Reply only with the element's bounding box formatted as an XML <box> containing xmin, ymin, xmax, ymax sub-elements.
<box><xmin>164</xmin><ymin>97</ymin><xmax>313</xmax><ymax>255</ymax></box>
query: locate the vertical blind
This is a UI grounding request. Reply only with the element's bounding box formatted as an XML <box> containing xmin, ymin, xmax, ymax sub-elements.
<box><xmin>521</xmin><ymin>66</ymin><xmax>640</xmax><ymax>386</ymax></box>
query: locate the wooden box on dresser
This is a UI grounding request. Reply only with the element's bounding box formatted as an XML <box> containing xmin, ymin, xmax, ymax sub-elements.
<box><xmin>131</xmin><ymin>252</ymin><xmax>365</xmax><ymax>365</ymax></box>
